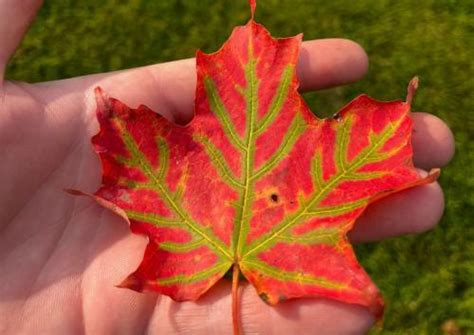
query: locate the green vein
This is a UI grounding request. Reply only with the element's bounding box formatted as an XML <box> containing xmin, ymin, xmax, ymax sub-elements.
<box><xmin>334</xmin><ymin>116</ymin><xmax>352</xmax><ymax>172</ymax></box>
<box><xmin>156</xmin><ymin>137</ymin><xmax>169</xmax><ymax>179</ymax></box>
<box><xmin>364</xmin><ymin>137</ymin><xmax>409</xmax><ymax>164</ymax></box>
<box><xmin>198</xmin><ymin>40</ymin><xmax>304</xmax><ymax>264</ymax></box>
<box><xmin>204</xmin><ymin>77</ymin><xmax>246</xmax><ymax>152</ymax></box>
<box><xmin>235</xmin><ymin>45</ymin><xmax>259</xmax><ymax>257</ymax></box>
<box><xmin>160</xmin><ymin>238</ymin><xmax>205</xmax><ymax>252</ymax></box>
<box><xmin>243</xmin><ymin>117</ymin><xmax>404</xmax><ymax>258</ymax></box>
<box><xmin>126</xmin><ymin>210</ymin><xmax>181</xmax><ymax>227</ymax></box>
<box><xmin>157</xmin><ymin>262</ymin><xmax>231</xmax><ymax>285</ymax></box>
<box><xmin>255</xmin><ymin>65</ymin><xmax>294</xmax><ymax>135</ymax></box>
<box><xmin>241</xmin><ymin>260</ymin><xmax>347</xmax><ymax>289</ymax></box>
<box><xmin>117</xmin><ymin>125</ymin><xmax>233</xmax><ymax>260</ymax></box>
<box><xmin>235</xmin><ymin>84</ymin><xmax>246</xmax><ymax>97</ymax></box>
<box><xmin>172</xmin><ymin>183</ymin><xmax>184</xmax><ymax>202</ymax></box>
<box><xmin>115</xmin><ymin>154</ymin><xmax>133</xmax><ymax>166</ymax></box>
<box><xmin>345</xmin><ymin>171</ymin><xmax>388</xmax><ymax>181</ymax></box>
<box><xmin>307</xmin><ymin>197</ymin><xmax>369</xmax><ymax>216</ymax></box>
<box><xmin>194</xmin><ymin>135</ymin><xmax>244</xmax><ymax>190</ymax></box>
<box><xmin>311</xmin><ymin>150</ymin><xmax>324</xmax><ymax>190</ymax></box>
<box><xmin>251</xmin><ymin>113</ymin><xmax>305</xmax><ymax>181</ymax></box>
<box><xmin>278</xmin><ymin>227</ymin><xmax>339</xmax><ymax>245</ymax></box>
<box><xmin>130</xmin><ymin>182</ymin><xmax>155</xmax><ymax>189</ymax></box>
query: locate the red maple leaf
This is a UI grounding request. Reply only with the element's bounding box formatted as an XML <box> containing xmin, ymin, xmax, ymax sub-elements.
<box><xmin>70</xmin><ymin>1</ymin><xmax>438</xmax><ymax>333</ymax></box>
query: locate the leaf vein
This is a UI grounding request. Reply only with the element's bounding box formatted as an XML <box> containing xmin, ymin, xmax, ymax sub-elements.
<box><xmin>118</xmin><ymin>125</ymin><xmax>233</xmax><ymax>260</ymax></box>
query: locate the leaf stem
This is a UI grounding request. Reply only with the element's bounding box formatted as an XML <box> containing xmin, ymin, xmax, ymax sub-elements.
<box><xmin>232</xmin><ymin>263</ymin><xmax>241</xmax><ymax>335</ymax></box>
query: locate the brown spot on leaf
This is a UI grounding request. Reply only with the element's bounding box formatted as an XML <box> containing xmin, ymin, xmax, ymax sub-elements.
<box><xmin>278</xmin><ymin>294</ymin><xmax>287</xmax><ymax>302</ymax></box>
<box><xmin>259</xmin><ymin>292</ymin><xmax>270</xmax><ymax>303</ymax></box>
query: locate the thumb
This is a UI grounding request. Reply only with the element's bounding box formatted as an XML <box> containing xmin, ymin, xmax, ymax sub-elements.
<box><xmin>0</xmin><ymin>0</ymin><xmax>43</xmax><ymax>81</ymax></box>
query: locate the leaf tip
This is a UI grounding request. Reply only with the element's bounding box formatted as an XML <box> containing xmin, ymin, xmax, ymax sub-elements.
<box><xmin>94</xmin><ymin>86</ymin><xmax>107</xmax><ymax>105</ymax></box>
<box><xmin>94</xmin><ymin>86</ymin><xmax>103</xmax><ymax>95</ymax></box>
<box><xmin>94</xmin><ymin>86</ymin><xmax>114</xmax><ymax>119</ymax></box>
<box><xmin>65</xmin><ymin>188</ymin><xmax>132</xmax><ymax>225</ymax></box>
<box><xmin>117</xmin><ymin>274</ymin><xmax>143</xmax><ymax>292</ymax></box>
<box><xmin>406</xmin><ymin>76</ymin><xmax>419</xmax><ymax>104</ymax></box>
<box><xmin>249</xmin><ymin>0</ymin><xmax>256</xmax><ymax>20</ymax></box>
<box><xmin>426</xmin><ymin>168</ymin><xmax>441</xmax><ymax>182</ymax></box>
<box><xmin>64</xmin><ymin>188</ymin><xmax>83</xmax><ymax>196</ymax></box>
<box><xmin>372</xmin><ymin>294</ymin><xmax>385</xmax><ymax>320</ymax></box>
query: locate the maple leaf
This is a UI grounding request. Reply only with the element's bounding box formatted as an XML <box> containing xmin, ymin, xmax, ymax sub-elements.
<box><xmin>71</xmin><ymin>1</ymin><xmax>439</xmax><ymax>333</ymax></box>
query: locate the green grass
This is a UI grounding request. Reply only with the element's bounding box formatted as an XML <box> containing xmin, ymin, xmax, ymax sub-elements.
<box><xmin>6</xmin><ymin>0</ymin><xmax>473</xmax><ymax>333</ymax></box>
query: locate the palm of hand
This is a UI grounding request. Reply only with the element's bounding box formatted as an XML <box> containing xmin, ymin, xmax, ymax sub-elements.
<box><xmin>0</xmin><ymin>2</ymin><xmax>454</xmax><ymax>334</ymax></box>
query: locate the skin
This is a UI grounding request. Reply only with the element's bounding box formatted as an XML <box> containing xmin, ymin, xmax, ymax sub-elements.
<box><xmin>0</xmin><ymin>1</ymin><xmax>455</xmax><ymax>334</ymax></box>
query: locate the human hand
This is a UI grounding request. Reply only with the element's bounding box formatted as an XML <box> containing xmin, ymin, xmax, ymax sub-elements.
<box><xmin>0</xmin><ymin>1</ymin><xmax>454</xmax><ymax>334</ymax></box>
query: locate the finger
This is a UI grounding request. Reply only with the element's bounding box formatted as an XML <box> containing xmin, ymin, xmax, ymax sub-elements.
<box><xmin>350</xmin><ymin>111</ymin><xmax>454</xmax><ymax>242</ymax></box>
<box><xmin>153</xmin><ymin>38</ymin><xmax>368</xmax><ymax>122</ymax></box>
<box><xmin>297</xmin><ymin>38</ymin><xmax>369</xmax><ymax>91</ymax></box>
<box><xmin>349</xmin><ymin>177</ymin><xmax>444</xmax><ymax>243</ymax></box>
<box><xmin>38</xmin><ymin>38</ymin><xmax>368</xmax><ymax>122</ymax></box>
<box><xmin>149</xmin><ymin>281</ymin><xmax>373</xmax><ymax>334</ymax></box>
<box><xmin>411</xmin><ymin>112</ymin><xmax>455</xmax><ymax>169</ymax></box>
<box><xmin>0</xmin><ymin>0</ymin><xmax>43</xmax><ymax>80</ymax></box>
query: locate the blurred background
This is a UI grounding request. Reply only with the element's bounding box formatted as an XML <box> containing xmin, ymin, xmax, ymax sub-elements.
<box><xmin>5</xmin><ymin>0</ymin><xmax>473</xmax><ymax>333</ymax></box>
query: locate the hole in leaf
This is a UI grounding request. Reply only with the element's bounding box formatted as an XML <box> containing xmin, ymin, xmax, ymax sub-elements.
<box><xmin>270</xmin><ymin>194</ymin><xmax>279</xmax><ymax>202</ymax></box>
<box><xmin>332</xmin><ymin>112</ymin><xmax>342</xmax><ymax>122</ymax></box>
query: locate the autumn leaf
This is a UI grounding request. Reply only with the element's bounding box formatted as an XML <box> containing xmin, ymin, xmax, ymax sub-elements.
<box><xmin>71</xmin><ymin>1</ymin><xmax>438</xmax><ymax>333</ymax></box>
